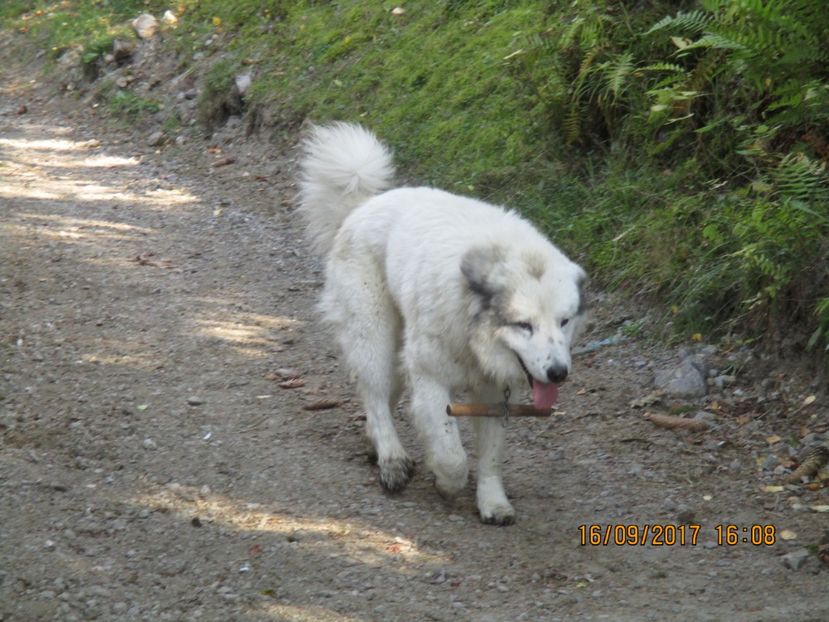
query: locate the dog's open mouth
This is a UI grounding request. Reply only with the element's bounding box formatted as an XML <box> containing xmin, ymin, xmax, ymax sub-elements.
<box><xmin>515</xmin><ymin>355</ymin><xmax>559</xmax><ymax>410</ymax></box>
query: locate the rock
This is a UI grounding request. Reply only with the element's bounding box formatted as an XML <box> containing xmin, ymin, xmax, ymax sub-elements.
<box><xmin>162</xmin><ymin>10</ymin><xmax>178</xmax><ymax>26</ymax></box>
<box><xmin>142</xmin><ymin>437</ymin><xmax>158</xmax><ymax>450</ymax></box>
<box><xmin>654</xmin><ymin>358</ymin><xmax>707</xmax><ymax>398</ymax></box>
<box><xmin>132</xmin><ymin>14</ymin><xmax>159</xmax><ymax>39</ymax></box>
<box><xmin>234</xmin><ymin>73</ymin><xmax>252</xmax><ymax>97</ymax></box>
<box><xmin>186</xmin><ymin>396</ymin><xmax>204</xmax><ymax>406</ymax></box>
<box><xmin>147</xmin><ymin>131</ymin><xmax>166</xmax><ymax>147</ymax></box>
<box><xmin>58</xmin><ymin>47</ymin><xmax>82</xmax><ymax>69</ymax></box>
<box><xmin>676</xmin><ymin>508</ymin><xmax>696</xmax><ymax>524</ymax></box>
<box><xmin>17</xmin><ymin>104</ymin><xmax>27</xmax><ymax>115</ymax></box>
<box><xmin>112</xmin><ymin>39</ymin><xmax>135</xmax><ymax>64</ymax></box>
<box><xmin>781</xmin><ymin>548</ymin><xmax>811</xmax><ymax>570</ymax></box>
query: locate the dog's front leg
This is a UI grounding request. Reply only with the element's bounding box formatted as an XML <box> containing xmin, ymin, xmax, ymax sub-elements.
<box><xmin>409</xmin><ymin>374</ymin><xmax>468</xmax><ymax>498</ymax></box>
<box><xmin>474</xmin><ymin>417</ymin><xmax>515</xmax><ymax>525</ymax></box>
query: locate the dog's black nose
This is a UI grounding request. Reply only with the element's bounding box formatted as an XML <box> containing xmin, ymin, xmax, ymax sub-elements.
<box><xmin>546</xmin><ymin>364</ymin><xmax>568</xmax><ymax>383</ymax></box>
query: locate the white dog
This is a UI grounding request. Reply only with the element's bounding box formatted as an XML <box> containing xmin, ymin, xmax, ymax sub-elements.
<box><xmin>299</xmin><ymin>123</ymin><xmax>586</xmax><ymax>524</ymax></box>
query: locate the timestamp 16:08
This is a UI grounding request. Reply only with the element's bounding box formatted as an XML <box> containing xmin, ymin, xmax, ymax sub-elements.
<box><xmin>577</xmin><ymin>523</ymin><xmax>777</xmax><ymax>547</ymax></box>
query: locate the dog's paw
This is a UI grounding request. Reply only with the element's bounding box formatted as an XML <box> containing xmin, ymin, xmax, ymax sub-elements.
<box><xmin>378</xmin><ymin>455</ymin><xmax>415</xmax><ymax>493</ymax></box>
<box><xmin>434</xmin><ymin>469</ymin><xmax>469</xmax><ymax>499</ymax></box>
<box><xmin>478</xmin><ymin>501</ymin><xmax>516</xmax><ymax>526</ymax></box>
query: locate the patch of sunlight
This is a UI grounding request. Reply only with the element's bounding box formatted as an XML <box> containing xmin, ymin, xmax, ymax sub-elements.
<box><xmin>0</xmin><ymin>186</ymin><xmax>62</xmax><ymax>200</ymax></box>
<box><xmin>0</xmin><ymin>176</ymin><xmax>197</xmax><ymax>207</ymax></box>
<box><xmin>22</xmin><ymin>213</ymin><xmax>154</xmax><ymax>234</ymax></box>
<box><xmin>80</xmin><ymin>351</ymin><xmax>159</xmax><ymax>370</ymax></box>
<box><xmin>77</xmin><ymin>154</ymin><xmax>141</xmax><ymax>168</ymax></box>
<box><xmin>196</xmin><ymin>316</ymin><xmax>301</xmax><ymax>346</ymax></box>
<box><xmin>0</xmin><ymin>137</ymin><xmax>103</xmax><ymax>152</ymax></box>
<box><xmin>1</xmin><ymin>213</ymin><xmax>154</xmax><ymax>244</ymax></box>
<box><xmin>254</xmin><ymin>603</ymin><xmax>365</xmax><ymax>622</ymax></box>
<box><xmin>133</xmin><ymin>488</ymin><xmax>447</xmax><ymax>568</ymax></box>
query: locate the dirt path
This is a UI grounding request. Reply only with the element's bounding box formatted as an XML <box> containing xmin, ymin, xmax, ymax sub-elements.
<box><xmin>1</xmin><ymin>50</ymin><xmax>828</xmax><ymax>622</ymax></box>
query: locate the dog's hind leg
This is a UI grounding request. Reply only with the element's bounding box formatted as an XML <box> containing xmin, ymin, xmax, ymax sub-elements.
<box><xmin>323</xmin><ymin>260</ymin><xmax>413</xmax><ymax>493</ymax></box>
<box><xmin>472</xmin><ymin>387</ymin><xmax>515</xmax><ymax>525</ymax></box>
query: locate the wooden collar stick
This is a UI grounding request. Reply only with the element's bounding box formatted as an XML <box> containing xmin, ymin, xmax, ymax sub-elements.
<box><xmin>446</xmin><ymin>403</ymin><xmax>552</xmax><ymax>418</ymax></box>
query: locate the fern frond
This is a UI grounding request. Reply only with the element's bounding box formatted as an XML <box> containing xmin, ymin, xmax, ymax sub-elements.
<box><xmin>638</xmin><ymin>62</ymin><xmax>685</xmax><ymax>73</ymax></box>
<box><xmin>605</xmin><ymin>52</ymin><xmax>634</xmax><ymax>99</ymax></box>
<box><xmin>681</xmin><ymin>33</ymin><xmax>746</xmax><ymax>52</ymax></box>
<box><xmin>645</xmin><ymin>10</ymin><xmax>713</xmax><ymax>36</ymax></box>
<box><xmin>772</xmin><ymin>153</ymin><xmax>829</xmax><ymax>203</ymax></box>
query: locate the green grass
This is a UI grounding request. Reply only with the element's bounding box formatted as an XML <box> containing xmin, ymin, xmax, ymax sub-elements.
<box><xmin>3</xmin><ymin>0</ymin><xmax>828</xmax><ymax>354</ymax></box>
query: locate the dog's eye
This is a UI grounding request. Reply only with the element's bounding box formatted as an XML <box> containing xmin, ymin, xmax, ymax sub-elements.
<box><xmin>561</xmin><ymin>318</ymin><xmax>570</xmax><ymax>327</ymax></box>
<box><xmin>512</xmin><ymin>322</ymin><xmax>533</xmax><ymax>333</ymax></box>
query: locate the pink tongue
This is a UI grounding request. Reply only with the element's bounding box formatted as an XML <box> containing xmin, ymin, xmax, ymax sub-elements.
<box><xmin>532</xmin><ymin>380</ymin><xmax>559</xmax><ymax>410</ymax></box>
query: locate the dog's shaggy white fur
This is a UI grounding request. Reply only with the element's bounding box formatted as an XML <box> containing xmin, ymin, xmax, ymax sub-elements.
<box><xmin>299</xmin><ymin>123</ymin><xmax>586</xmax><ymax>524</ymax></box>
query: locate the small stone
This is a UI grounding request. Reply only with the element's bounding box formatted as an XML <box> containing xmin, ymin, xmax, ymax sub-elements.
<box><xmin>116</xmin><ymin>77</ymin><xmax>129</xmax><ymax>88</ymax></box>
<box><xmin>186</xmin><ymin>397</ymin><xmax>204</xmax><ymax>406</ymax></box>
<box><xmin>147</xmin><ymin>131</ymin><xmax>165</xmax><ymax>147</ymax></box>
<box><xmin>676</xmin><ymin>508</ymin><xmax>695</xmax><ymax>524</ymax></box>
<box><xmin>234</xmin><ymin>73</ymin><xmax>252</xmax><ymax>97</ymax></box>
<box><xmin>112</xmin><ymin>39</ymin><xmax>135</xmax><ymax>64</ymax></box>
<box><xmin>781</xmin><ymin>548</ymin><xmax>811</xmax><ymax>570</ymax></box>
<box><xmin>142</xmin><ymin>438</ymin><xmax>157</xmax><ymax>450</ymax></box>
<box><xmin>654</xmin><ymin>358</ymin><xmax>707</xmax><ymax>398</ymax></box>
<box><xmin>132</xmin><ymin>13</ymin><xmax>159</xmax><ymax>39</ymax></box>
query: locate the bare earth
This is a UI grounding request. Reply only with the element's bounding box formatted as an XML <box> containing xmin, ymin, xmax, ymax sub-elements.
<box><xmin>1</xmin><ymin>40</ymin><xmax>827</xmax><ymax>622</ymax></box>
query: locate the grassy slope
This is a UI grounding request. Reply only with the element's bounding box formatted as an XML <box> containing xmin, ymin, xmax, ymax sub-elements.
<box><xmin>3</xmin><ymin>1</ymin><xmax>827</xmax><ymax>352</ymax></box>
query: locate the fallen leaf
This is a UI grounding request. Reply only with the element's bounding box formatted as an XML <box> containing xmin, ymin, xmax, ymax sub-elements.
<box><xmin>780</xmin><ymin>529</ymin><xmax>797</xmax><ymax>541</ymax></box>
<box><xmin>703</xmin><ymin>494</ymin><xmax>713</xmax><ymax>501</ymax></box>
<box><xmin>303</xmin><ymin>400</ymin><xmax>341</xmax><ymax>411</ymax></box>
<box><xmin>211</xmin><ymin>156</ymin><xmax>236</xmax><ymax>167</ymax></box>
<box><xmin>766</xmin><ymin>435</ymin><xmax>782</xmax><ymax>445</ymax></box>
<box><xmin>810</xmin><ymin>505</ymin><xmax>829</xmax><ymax>513</ymax></box>
<box><xmin>803</xmin><ymin>395</ymin><xmax>816</xmax><ymax>406</ymax></box>
<box><xmin>265</xmin><ymin>368</ymin><xmax>302</xmax><ymax>381</ymax></box>
<box><xmin>136</xmin><ymin>404</ymin><xmax>149</xmax><ymax>411</ymax></box>
<box><xmin>630</xmin><ymin>391</ymin><xmax>663</xmax><ymax>409</ymax></box>
<box><xmin>643</xmin><ymin>411</ymin><xmax>708</xmax><ymax>432</ymax></box>
<box><xmin>278</xmin><ymin>378</ymin><xmax>305</xmax><ymax>389</ymax></box>
<box><xmin>691</xmin><ymin>332</ymin><xmax>702</xmax><ymax>342</ymax></box>
<box><xmin>762</xmin><ymin>485</ymin><xmax>785</xmax><ymax>493</ymax></box>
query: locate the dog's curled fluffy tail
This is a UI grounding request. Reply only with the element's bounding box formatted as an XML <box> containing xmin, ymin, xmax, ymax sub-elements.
<box><xmin>298</xmin><ymin>122</ymin><xmax>395</xmax><ymax>255</ymax></box>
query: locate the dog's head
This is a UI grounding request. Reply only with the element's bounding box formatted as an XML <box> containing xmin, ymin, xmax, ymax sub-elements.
<box><xmin>461</xmin><ymin>243</ymin><xmax>587</xmax><ymax>408</ymax></box>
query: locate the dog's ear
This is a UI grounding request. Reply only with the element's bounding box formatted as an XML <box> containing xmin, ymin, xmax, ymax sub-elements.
<box><xmin>460</xmin><ymin>245</ymin><xmax>505</xmax><ymax>302</ymax></box>
<box><xmin>576</xmin><ymin>269</ymin><xmax>589</xmax><ymax>315</ymax></box>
